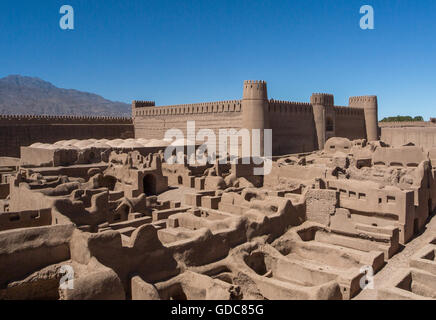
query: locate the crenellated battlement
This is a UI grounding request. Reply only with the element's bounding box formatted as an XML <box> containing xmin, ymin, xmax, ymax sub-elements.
<box><xmin>268</xmin><ymin>99</ymin><xmax>313</xmax><ymax>113</ymax></box>
<box><xmin>310</xmin><ymin>93</ymin><xmax>334</xmax><ymax>106</ymax></box>
<box><xmin>0</xmin><ymin>114</ymin><xmax>133</xmax><ymax>124</ymax></box>
<box><xmin>133</xmin><ymin>100</ymin><xmax>242</xmax><ymax>117</ymax></box>
<box><xmin>243</xmin><ymin>80</ymin><xmax>267</xmax><ymax>85</ymax></box>
<box><xmin>378</xmin><ymin>121</ymin><xmax>434</xmax><ymax>128</ymax></box>
<box><xmin>349</xmin><ymin>95</ymin><xmax>377</xmax><ymax>105</ymax></box>
<box><xmin>132</xmin><ymin>100</ymin><xmax>156</xmax><ymax>108</ymax></box>
<box><xmin>269</xmin><ymin>99</ymin><xmax>312</xmax><ymax>106</ymax></box>
<box><xmin>334</xmin><ymin>105</ymin><xmax>365</xmax><ymax>116</ymax></box>
<box><xmin>243</xmin><ymin>80</ymin><xmax>268</xmax><ymax>100</ymax></box>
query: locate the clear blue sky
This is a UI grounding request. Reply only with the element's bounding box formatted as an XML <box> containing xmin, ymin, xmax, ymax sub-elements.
<box><xmin>1</xmin><ymin>0</ymin><xmax>435</xmax><ymax>120</ymax></box>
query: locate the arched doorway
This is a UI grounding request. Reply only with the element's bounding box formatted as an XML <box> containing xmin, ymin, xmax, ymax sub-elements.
<box><xmin>143</xmin><ymin>174</ymin><xmax>157</xmax><ymax>195</ymax></box>
<box><xmin>178</xmin><ymin>176</ymin><xmax>183</xmax><ymax>185</ymax></box>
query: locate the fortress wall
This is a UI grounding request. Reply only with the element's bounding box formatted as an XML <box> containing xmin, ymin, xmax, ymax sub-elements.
<box><xmin>267</xmin><ymin>100</ymin><xmax>317</xmax><ymax>155</ymax></box>
<box><xmin>133</xmin><ymin>100</ymin><xmax>243</xmax><ymax>141</ymax></box>
<box><xmin>334</xmin><ymin>106</ymin><xmax>367</xmax><ymax>141</ymax></box>
<box><xmin>381</xmin><ymin>127</ymin><xmax>436</xmax><ymax>148</ymax></box>
<box><xmin>0</xmin><ymin>115</ymin><xmax>134</xmax><ymax>158</ymax></box>
<box><xmin>379</xmin><ymin>121</ymin><xmax>434</xmax><ymax>128</ymax></box>
<box><xmin>379</xmin><ymin>121</ymin><xmax>436</xmax><ymax>148</ymax></box>
<box><xmin>133</xmin><ymin>94</ymin><xmax>369</xmax><ymax>155</ymax></box>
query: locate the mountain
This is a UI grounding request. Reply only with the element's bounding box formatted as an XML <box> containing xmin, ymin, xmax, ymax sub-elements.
<box><xmin>0</xmin><ymin>75</ymin><xmax>131</xmax><ymax>117</ymax></box>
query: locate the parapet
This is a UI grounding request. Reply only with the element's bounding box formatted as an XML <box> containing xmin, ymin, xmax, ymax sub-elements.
<box><xmin>242</xmin><ymin>80</ymin><xmax>268</xmax><ymax>100</ymax></box>
<box><xmin>133</xmin><ymin>100</ymin><xmax>243</xmax><ymax>117</ymax></box>
<box><xmin>334</xmin><ymin>106</ymin><xmax>365</xmax><ymax>117</ymax></box>
<box><xmin>268</xmin><ymin>99</ymin><xmax>312</xmax><ymax>114</ymax></box>
<box><xmin>132</xmin><ymin>101</ymin><xmax>156</xmax><ymax>108</ymax></box>
<box><xmin>310</xmin><ymin>93</ymin><xmax>334</xmax><ymax>106</ymax></box>
<box><xmin>349</xmin><ymin>96</ymin><xmax>377</xmax><ymax>107</ymax></box>
<box><xmin>0</xmin><ymin>114</ymin><xmax>133</xmax><ymax>124</ymax></box>
<box><xmin>378</xmin><ymin>121</ymin><xmax>432</xmax><ymax>128</ymax></box>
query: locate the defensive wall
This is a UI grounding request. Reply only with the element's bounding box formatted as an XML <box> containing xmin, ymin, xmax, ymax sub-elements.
<box><xmin>132</xmin><ymin>100</ymin><xmax>243</xmax><ymax>143</ymax></box>
<box><xmin>0</xmin><ymin>115</ymin><xmax>133</xmax><ymax>157</ymax></box>
<box><xmin>133</xmin><ymin>80</ymin><xmax>378</xmax><ymax>156</ymax></box>
<box><xmin>380</xmin><ymin>121</ymin><xmax>436</xmax><ymax>149</ymax></box>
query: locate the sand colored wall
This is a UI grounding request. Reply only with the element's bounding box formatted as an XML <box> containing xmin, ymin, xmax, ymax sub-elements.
<box><xmin>0</xmin><ymin>208</ymin><xmax>52</xmax><ymax>232</ymax></box>
<box><xmin>242</xmin><ymin>81</ymin><xmax>269</xmax><ymax>155</ymax></box>
<box><xmin>334</xmin><ymin>106</ymin><xmax>367</xmax><ymax>141</ymax></box>
<box><xmin>134</xmin><ymin>99</ymin><xmax>368</xmax><ymax>156</ymax></box>
<box><xmin>380</xmin><ymin>123</ymin><xmax>436</xmax><ymax>148</ymax></box>
<box><xmin>268</xmin><ymin>100</ymin><xmax>317</xmax><ymax>155</ymax></box>
<box><xmin>327</xmin><ymin>179</ymin><xmax>415</xmax><ymax>244</ymax></box>
<box><xmin>0</xmin><ymin>224</ymin><xmax>75</xmax><ymax>288</ymax></box>
<box><xmin>133</xmin><ymin>81</ymin><xmax>376</xmax><ymax>156</ymax></box>
<box><xmin>349</xmin><ymin>96</ymin><xmax>379</xmax><ymax>141</ymax></box>
<box><xmin>0</xmin><ymin>115</ymin><xmax>134</xmax><ymax>158</ymax></box>
<box><xmin>133</xmin><ymin>100</ymin><xmax>243</xmax><ymax>140</ymax></box>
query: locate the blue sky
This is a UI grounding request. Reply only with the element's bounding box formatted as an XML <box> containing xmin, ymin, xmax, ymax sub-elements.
<box><xmin>1</xmin><ymin>0</ymin><xmax>435</xmax><ymax>119</ymax></box>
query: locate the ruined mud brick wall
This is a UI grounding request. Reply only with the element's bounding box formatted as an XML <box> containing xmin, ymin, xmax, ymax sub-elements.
<box><xmin>380</xmin><ymin>121</ymin><xmax>436</xmax><ymax>148</ymax></box>
<box><xmin>133</xmin><ymin>81</ymin><xmax>378</xmax><ymax>156</ymax></box>
<box><xmin>0</xmin><ymin>115</ymin><xmax>134</xmax><ymax>157</ymax></box>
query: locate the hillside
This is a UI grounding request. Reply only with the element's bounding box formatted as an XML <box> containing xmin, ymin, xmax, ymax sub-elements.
<box><xmin>0</xmin><ymin>75</ymin><xmax>131</xmax><ymax>117</ymax></box>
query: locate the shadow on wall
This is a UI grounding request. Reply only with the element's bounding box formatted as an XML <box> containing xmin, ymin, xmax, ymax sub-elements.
<box><xmin>143</xmin><ymin>174</ymin><xmax>157</xmax><ymax>196</ymax></box>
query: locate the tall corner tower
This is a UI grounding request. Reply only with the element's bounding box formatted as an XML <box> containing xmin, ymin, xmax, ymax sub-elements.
<box><xmin>241</xmin><ymin>80</ymin><xmax>269</xmax><ymax>156</ymax></box>
<box><xmin>311</xmin><ymin>93</ymin><xmax>334</xmax><ymax>150</ymax></box>
<box><xmin>349</xmin><ymin>95</ymin><xmax>379</xmax><ymax>142</ymax></box>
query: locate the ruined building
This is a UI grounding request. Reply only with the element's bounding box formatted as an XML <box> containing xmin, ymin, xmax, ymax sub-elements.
<box><xmin>1</xmin><ymin>81</ymin><xmax>436</xmax><ymax>300</ymax></box>
<box><xmin>1</xmin><ymin>131</ymin><xmax>436</xmax><ymax>300</ymax></box>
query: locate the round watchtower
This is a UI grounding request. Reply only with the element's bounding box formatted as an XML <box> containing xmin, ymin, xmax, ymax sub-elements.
<box><xmin>349</xmin><ymin>96</ymin><xmax>379</xmax><ymax>142</ymax></box>
<box><xmin>242</xmin><ymin>80</ymin><xmax>269</xmax><ymax>156</ymax></box>
<box><xmin>310</xmin><ymin>93</ymin><xmax>334</xmax><ymax>150</ymax></box>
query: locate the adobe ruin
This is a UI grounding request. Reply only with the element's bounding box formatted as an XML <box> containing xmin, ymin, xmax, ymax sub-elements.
<box><xmin>1</xmin><ymin>80</ymin><xmax>436</xmax><ymax>300</ymax></box>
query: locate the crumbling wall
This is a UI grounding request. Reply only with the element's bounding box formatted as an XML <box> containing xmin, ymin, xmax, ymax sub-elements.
<box><xmin>305</xmin><ymin>189</ymin><xmax>338</xmax><ymax>226</ymax></box>
<box><xmin>0</xmin><ymin>224</ymin><xmax>74</xmax><ymax>288</ymax></box>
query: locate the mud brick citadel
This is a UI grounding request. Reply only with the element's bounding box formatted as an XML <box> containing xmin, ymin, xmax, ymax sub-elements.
<box><xmin>132</xmin><ymin>80</ymin><xmax>379</xmax><ymax>155</ymax></box>
<box><xmin>1</xmin><ymin>80</ymin><xmax>436</xmax><ymax>300</ymax></box>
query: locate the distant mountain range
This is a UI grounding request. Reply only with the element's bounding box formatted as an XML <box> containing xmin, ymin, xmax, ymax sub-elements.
<box><xmin>0</xmin><ymin>75</ymin><xmax>131</xmax><ymax>117</ymax></box>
